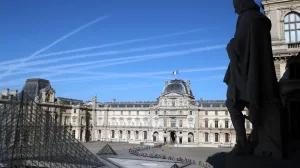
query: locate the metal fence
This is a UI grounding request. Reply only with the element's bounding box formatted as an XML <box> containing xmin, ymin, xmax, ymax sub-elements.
<box><xmin>0</xmin><ymin>91</ymin><xmax>104</xmax><ymax>168</ymax></box>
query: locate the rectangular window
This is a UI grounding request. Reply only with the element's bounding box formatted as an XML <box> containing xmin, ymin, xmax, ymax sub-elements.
<box><xmin>164</xmin><ymin>118</ymin><xmax>167</xmax><ymax>127</ymax></box>
<box><xmin>143</xmin><ymin>131</ymin><xmax>147</xmax><ymax>140</ymax></box>
<box><xmin>179</xmin><ymin>120</ymin><xmax>183</xmax><ymax>127</ymax></box>
<box><xmin>205</xmin><ymin>120</ymin><xmax>208</xmax><ymax>128</ymax></box>
<box><xmin>72</xmin><ymin>130</ymin><xmax>76</xmax><ymax>139</ymax></box>
<box><xmin>171</xmin><ymin>119</ymin><xmax>176</xmax><ymax>127</ymax></box>
<box><xmin>155</xmin><ymin>111</ymin><xmax>158</xmax><ymax>115</ymax></box>
<box><xmin>225</xmin><ymin>111</ymin><xmax>228</xmax><ymax>115</ymax></box>
<box><xmin>137</xmin><ymin>111</ymin><xmax>139</xmax><ymax>115</ymax></box>
<box><xmin>225</xmin><ymin>120</ymin><xmax>229</xmax><ymax>128</ymax></box>
<box><xmin>190</xmin><ymin>111</ymin><xmax>192</xmax><ymax>115</ymax></box>
<box><xmin>215</xmin><ymin>111</ymin><xmax>218</xmax><ymax>115</ymax></box>
<box><xmin>189</xmin><ymin>119</ymin><xmax>193</xmax><ymax>128</ymax></box>
<box><xmin>215</xmin><ymin>120</ymin><xmax>218</xmax><ymax>128</ymax></box>
<box><xmin>205</xmin><ymin>111</ymin><xmax>208</xmax><ymax>115</ymax></box>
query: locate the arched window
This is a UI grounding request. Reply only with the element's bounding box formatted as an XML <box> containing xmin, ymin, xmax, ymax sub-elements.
<box><xmin>153</xmin><ymin>132</ymin><xmax>158</xmax><ymax>142</ymax></box>
<box><xmin>215</xmin><ymin>133</ymin><xmax>219</xmax><ymax>142</ymax></box>
<box><xmin>188</xmin><ymin>132</ymin><xmax>194</xmax><ymax>143</ymax></box>
<box><xmin>284</xmin><ymin>12</ymin><xmax>300</xmax><ymax>43</ymax></box>
<box><xmin>98</xmin><ymin>130</ymin><xmax>101</xmax><ymax>139</ymax></box>
<box><xmin>135</xmin><ymin>131</ymin><xmax>139</xmax><ymax>140</ymax></box>
<box><xmin>111</xmin><ymin>130</ymin><xmax>115</xmax><ymax>138</ymax></box>
<box><xmin>205</xmin><ymin>132</ymin><xmax>209</xmax><ymax>142</ymax></box>
<box><xmin>143</xmin><ymin>131</ymin><xmax>147</xmax><ymax>140</ymax></box>
<box><xmin>127</xmin><ymin>131</ymin><xmax>131</xmax><ymax>140</ymax></box>
<box><xmin>119</xmin><ymin>130</ymin><xmax>123</xmax><ymax>139</ymax></box>
<box><xmin>225</xmin><ymin>133</ymin><xmax>230</xmax><ymax>143</ymax></box>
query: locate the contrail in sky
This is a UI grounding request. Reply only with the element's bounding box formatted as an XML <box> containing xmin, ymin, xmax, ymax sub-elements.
<box><xmin>0</xmin><ymin>28</ymin><xmax>210</xmax><ymax>66</ymax></box>
<box><xmin>49</xmin><ymin>66</ymin><xmax>228</xmax><ymax>83</ymax></box>
<box><xmin>0</xmin><ymin>66</ymin><xmax>227</xmax><ymax>87</ymax></box>
<box><xmin>0</xmin><ymin>15</ymin><xmax>109</xmax><ymax>80</ymax></box>
<box><xmin>0</xmin><ymin>40</ymin><xmax>209</xmax><ymax>69</ymax></box>
<box><xmin>6</xmin><ymin>44</ymin><xmax>226</xmax><ymax>77</ymax></box>
<box><xmin>35</xmin><ymin>27</ymin><xmax>211</xmax><ymax>58</ymax></box>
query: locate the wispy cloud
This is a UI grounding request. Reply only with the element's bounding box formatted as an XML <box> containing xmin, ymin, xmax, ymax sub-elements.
<box><xmin>6</xmin><ymin>44</ymin><xmax>226</xmax><ymax>78</ymax></box>
<box><xmin>0</xmin><ymin>28</ymin><xmax>210</xmax><ymax>66</ymax></box>
<box><xmin>35</xmin><ymin>28</ymin><xmax>211</xmax><ymax>58</ymax></box>
<box><xmin>49</xmin><ymin>66</ymin><xmax>227</xmax><ymax>83</ymax></box>
<box><xmin>0</xmin><ymin>40</ymin><xmax>208</xmax><ymax>70</ymax></box>
<box><xmin>0</xmin><ymin>15</ymin><xmax>109</xmax><ymax>79</ymax></box>
<box><xmin>107</xmin><ymin>83</ymin><xmax>162</xmax><ymax>91</ymax></box>
<box><xmin>0</xmin><ymin>65</ymin><xmax>226</xmax><ymax>88</ymax></box>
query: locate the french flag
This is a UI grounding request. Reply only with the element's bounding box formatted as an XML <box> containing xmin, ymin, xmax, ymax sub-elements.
<box><xmin>172</xmin><ymin>70</ymin><xmax>179</xmax><ymax>75</ymax></box>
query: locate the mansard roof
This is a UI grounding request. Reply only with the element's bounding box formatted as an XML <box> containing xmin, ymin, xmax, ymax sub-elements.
<box><xmin>21</xmin><ymin>78</ymin><xmax>51</xmax><ymax>99</ymax></box>
<box><xmin>161</xmin><ymin>79</ymin><xmax>194</xmax><ymax>98</ymax></box>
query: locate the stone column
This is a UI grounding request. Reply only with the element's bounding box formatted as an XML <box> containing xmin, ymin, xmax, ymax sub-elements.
<box><xmin>91</xmin><ymin>96</ymin><xmax>97</xmax><ymax>141</ymax></box>
<box><xmin>195</xmin><ymin>109</ymin><xmax>200</xmax><ymax>144</ymax></box>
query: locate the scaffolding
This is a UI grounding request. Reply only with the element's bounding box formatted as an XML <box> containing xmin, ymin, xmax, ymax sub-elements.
<box><xmin>0</xmin><ymin>91</ymin><xmax>104</xmax><ymax>168</ymax></box>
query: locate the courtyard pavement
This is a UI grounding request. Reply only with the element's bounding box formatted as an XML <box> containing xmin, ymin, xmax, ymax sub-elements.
<box><xmin>83</xmin><ymin>142</ymin><xmax>232</xmax><ymax>167</ymax></box>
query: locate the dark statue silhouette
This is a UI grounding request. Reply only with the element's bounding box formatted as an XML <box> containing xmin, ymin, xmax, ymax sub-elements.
<box><xmin>223</xmin><ymin>0</ymin><xmax>280</xmax><ymax>156</ymax></box>
<box><xmin>205</xmin><ymin>1</ymin><xmax>300</xmax><ymax>168</ymax></box>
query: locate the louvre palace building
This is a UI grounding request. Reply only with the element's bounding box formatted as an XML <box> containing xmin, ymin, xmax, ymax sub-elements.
<box><xmin>0</xmin><ymin>78</ymin><xmax>252</xmax><ymax>148</ymax></box>
<box><xmin>1</xmin><ymin>0</ymin><xmax>300</xmax><ymax>148</ymax></box>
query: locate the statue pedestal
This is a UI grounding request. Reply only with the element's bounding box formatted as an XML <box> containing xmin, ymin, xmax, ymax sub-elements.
<box><xmin>279</xmin><ymin>79</ymin><xmax>300</xmax><ymax>159</ymax></box>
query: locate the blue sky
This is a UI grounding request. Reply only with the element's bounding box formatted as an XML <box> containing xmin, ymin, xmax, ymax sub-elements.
<box><xmin>0</xmin><ymin>0</ymin><xmax>263</xmax><ymax>102</ymax></box>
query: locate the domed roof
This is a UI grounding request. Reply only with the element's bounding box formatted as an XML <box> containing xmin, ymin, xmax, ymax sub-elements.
<box><xmin>161</xmin><ymin>79</ymin><xmax>193</xmax><ymax>97</ymax></box>
<box><xmin>162</xmin><ymin>83</ymin><xmax>187</xmax><ymax>95</ymax></box>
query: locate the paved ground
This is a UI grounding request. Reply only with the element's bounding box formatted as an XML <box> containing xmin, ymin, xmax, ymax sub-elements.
<box><xmin>83</xmin><ymin>142</ymin><xmax>232</xmax><ymax>167</ymax></box>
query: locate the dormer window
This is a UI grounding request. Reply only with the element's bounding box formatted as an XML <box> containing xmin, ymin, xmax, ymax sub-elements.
<box><xmin>284</xmin><ymin>12</ymin><xmax>300</xmax><ymax>43</ymax></box>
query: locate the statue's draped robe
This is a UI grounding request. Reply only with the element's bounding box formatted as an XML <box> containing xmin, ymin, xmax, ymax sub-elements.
<box><xmin>224</xmin><ymin>7</ymin><xmax>280</xmax><ymax>108</ymax></box>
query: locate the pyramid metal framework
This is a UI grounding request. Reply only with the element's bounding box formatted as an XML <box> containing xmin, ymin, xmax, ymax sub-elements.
<box><xmin>170</xmin><ymin>163</ymin><xmax>180</xmax><ymax>168</ymax></box>
<box><xmin>0</xmin><ymin>91</ymin><xmax>105</xmax><ymax>168</ymax></box>
<box><xmin>97</xmin><ymin>144</ymin><xmax>117</xmax><ymax>155</ymax></box>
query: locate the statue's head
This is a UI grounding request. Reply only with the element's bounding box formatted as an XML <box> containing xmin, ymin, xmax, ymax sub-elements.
<box><xmin>233</xmin><ymin>0</ymin><xmax>259</xmax><ymax>15</ymax></box>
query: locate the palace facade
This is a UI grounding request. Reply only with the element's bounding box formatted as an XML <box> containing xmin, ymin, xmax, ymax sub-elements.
<box><xmin>2</xmin><ymin>0</ymin><xmax>298</xmax><ymax>148</ymax></box>
<box><xmin>0</xmin><ymin>78</ymin><xmax>252</xmax><ymax>148</ymax></box>
<box><xmin>262</xmin><ymin>0</ymin><xmax>300</xmax><ymax>79</ymax></box>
